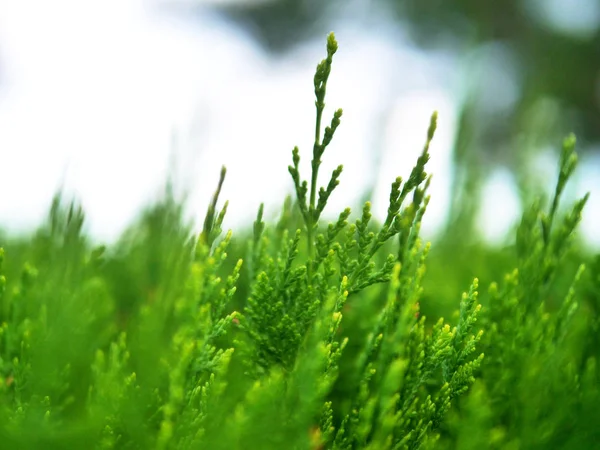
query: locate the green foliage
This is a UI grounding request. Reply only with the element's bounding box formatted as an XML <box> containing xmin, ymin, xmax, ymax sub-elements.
<box><xmin>0</xmin><ymin>32</ymin><xmax>597</xmax><ymax>449</ymax></box>
<box><xmin>436</xmin><ymin>134</ymin><xmax>596</xmax><ymax>450</ymax></box>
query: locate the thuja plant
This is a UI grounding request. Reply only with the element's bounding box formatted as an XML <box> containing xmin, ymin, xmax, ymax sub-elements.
<box><xmin>0</xmin><ymin>31</ymin><xmax>594</xmax><ymax>450</ymax></box>
<box><xmin>437</xmin><ymin>135</ymin><xmax>596</xmax><ymax>449</ymax></box>
<box><xmin>231</xmin><ymin>33</ymin><xmax>483</xmax><ymax>450</ymax></box>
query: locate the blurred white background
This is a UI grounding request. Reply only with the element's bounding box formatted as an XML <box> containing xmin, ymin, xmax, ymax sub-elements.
<box><xmin>0</xmin><ymin>0</ymin><xmax>597</xmax><ymax>247</ymax></box>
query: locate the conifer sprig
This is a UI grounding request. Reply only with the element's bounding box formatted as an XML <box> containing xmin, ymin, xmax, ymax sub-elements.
<box><xmin>542</xmin><ymin>133</ymin><xmax>578</xmax><ymax>245</ymax></box>
<box><xmin>515</xmin><ymin>134</ymin><xmax>589</xmax><ymax>312</ymax></box>
<box><xmin>470</xmin><ymin>133</ymin><xmax>592</xmax><ymax>449</ymax></box>
<box><xmin>289</xmin><ymin>32</ymin><xmax>344</xmax><ymax>265</ymax></box>
<box><xmin>200</xmin><ymin>166</ymin><xmax>228</xmax><ymax>251</ymax></box>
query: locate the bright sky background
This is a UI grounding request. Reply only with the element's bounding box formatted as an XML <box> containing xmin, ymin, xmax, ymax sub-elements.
<box><xmin>0</xmin><ymin>0</ymin><xmax>597</xmax><ymax>248</ymax></box>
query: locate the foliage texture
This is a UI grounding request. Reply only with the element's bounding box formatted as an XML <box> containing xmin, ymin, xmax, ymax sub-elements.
<box><xmin>0</xmin><ymin>33</ymin><xmax>596</xmax><ymax>450</ymax></box>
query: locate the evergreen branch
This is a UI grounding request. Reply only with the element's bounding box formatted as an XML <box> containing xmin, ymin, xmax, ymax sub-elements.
<box><xmin>200</xmin><ymin>166</ymin><xmax>227</xmax><ymax>251</ymax></box>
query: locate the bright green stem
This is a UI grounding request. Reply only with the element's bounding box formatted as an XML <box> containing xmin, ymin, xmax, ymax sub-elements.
<box><xmin>308</xmin><ymin>107</ymin><xmax>325</xmax><ymax>265</ymax></box>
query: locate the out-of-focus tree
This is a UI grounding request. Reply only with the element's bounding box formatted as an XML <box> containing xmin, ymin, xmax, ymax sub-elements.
<box><xmin>204</xmin><ymin>0</ymin><xmax>600</xmax><ymax>143</ymax></box>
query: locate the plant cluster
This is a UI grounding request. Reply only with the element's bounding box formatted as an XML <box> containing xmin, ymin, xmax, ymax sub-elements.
<box><xmin>0</xmin><ymin>33</ymin><xmax>596</xmax><ymax>449</ymax></box>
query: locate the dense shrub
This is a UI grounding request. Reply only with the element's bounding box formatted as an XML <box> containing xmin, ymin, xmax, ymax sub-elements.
<box><xmin>0</xmin><ymin>33</ymin><xmax>596</xmax><ymax>449</ymax></box>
